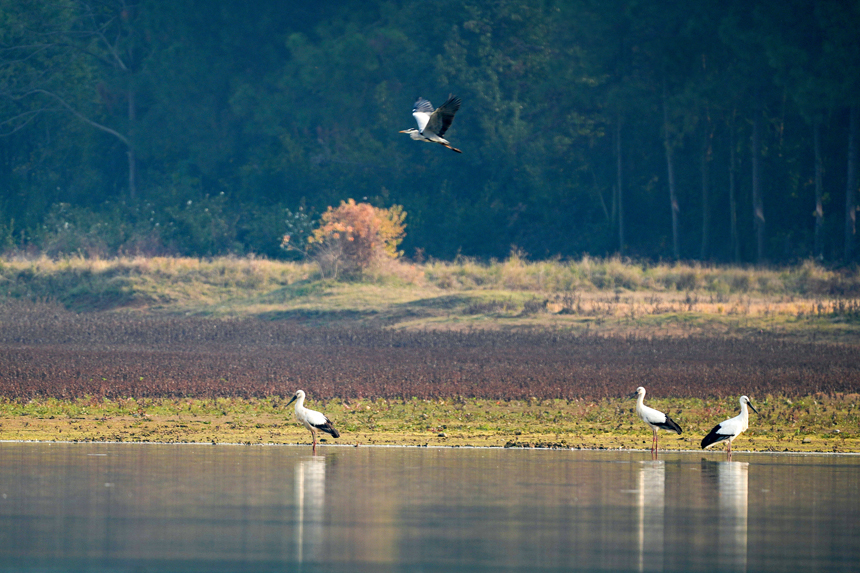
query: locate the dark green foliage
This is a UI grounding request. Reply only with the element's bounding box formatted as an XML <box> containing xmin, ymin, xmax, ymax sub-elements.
<box><xmin>1</xmin><ymin>0</ymin><xmax>859</xmax><ymax>263</ymax></box>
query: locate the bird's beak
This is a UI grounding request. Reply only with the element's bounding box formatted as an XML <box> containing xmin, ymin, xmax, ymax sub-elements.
<box><xmin>748</xmin><ymin>401</ymin><xmax>759</xmax><ymax>415</ymax></box>
<box><xmin>629</xmin><ymin>391</ymin><xmax>638</xmax><ymax>399</ymax></box>
<box><xmin>287</xmin><ymin>395</ymin><xmax>298</xmax><ymax>406</ymax></box>
<box><xmin>398</xmin><ymin>130</ymin><xmax>407</xmax><ymax>133</ymax></box>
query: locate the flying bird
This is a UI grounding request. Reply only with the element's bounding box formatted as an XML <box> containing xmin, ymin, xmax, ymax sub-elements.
<box><xmin>631</xmin><ymin>386</ymin><xmax>683</xmax><ymax>454</ymax></box>
<box><xmin>399</xmin><ymin>94</ymin><xmax>462</xmax><ymax>153</ymax></box>
<box><xmin>701</xmin><ymin>395</ymin><xmax>758</xmax><ymax>457</ymax></box>
<box><xmin>287</xmin><ymin>390</ymin><xmax>340</xmax><ymax>453</ymax></box>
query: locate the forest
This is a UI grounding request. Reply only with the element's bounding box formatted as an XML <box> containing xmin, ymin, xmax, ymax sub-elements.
<box><xmin>1</xmin><ymin>0</ymin><xmax>859</xmax><ymax>264</ymax></box>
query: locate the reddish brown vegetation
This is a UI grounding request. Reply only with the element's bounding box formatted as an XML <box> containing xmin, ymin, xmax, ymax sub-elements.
<box><xmin>1</xmin><ymin>301</ymin><xmax>858</xmax><ymax>401</ymax></box>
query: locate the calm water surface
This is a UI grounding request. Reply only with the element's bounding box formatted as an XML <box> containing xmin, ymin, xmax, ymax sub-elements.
<box><xmin>0</xmin><ymin>443</ymin><xmax>858</xmax><ymax>572</ymax></box>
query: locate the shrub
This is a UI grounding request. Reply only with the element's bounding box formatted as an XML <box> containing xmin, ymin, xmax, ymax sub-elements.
<box><xmin>163</xmin><ymin>193</ymin><xmax>239</xmax><ymax>256</ymax></box>
<box><xmin>34</xmin><ymin>202</ymin><xmax>166</xmax><ymax>258</ymax></box>
<box><xmin>308</xmin><ymin>199</ymin><xmax>406</xmax><ymax>278</ymax></box>
<box><xmin>277</xmin><ymin>207</ymin><xmax>315</xmax><ymax>260</ymax></box>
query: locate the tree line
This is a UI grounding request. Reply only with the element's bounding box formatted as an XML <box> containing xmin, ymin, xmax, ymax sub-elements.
<box><xmin>1</xmin><ymin>0</ymin><xmax>858</xmax><ymax>264</ymax></box>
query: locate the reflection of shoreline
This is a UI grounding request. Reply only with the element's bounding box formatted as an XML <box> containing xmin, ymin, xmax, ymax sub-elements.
<box><xmin>717</xmin><ymin>461</ymin><xmax>749</xmax><ymax>573</ymax></box>
<box><xmin>637</xmin><ymin>461</ymin><xmax>665</xmax><ymax>573</ymax></box>
<box><xmin>295</xmin><ymin>456</ymin><xmax>326</xmax><ymax>565</ymax></box>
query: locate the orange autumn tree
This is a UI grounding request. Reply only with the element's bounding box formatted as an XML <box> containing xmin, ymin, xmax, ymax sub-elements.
<box><xmin>308</xmin><ymin>199</ymin><xmax>406</xmax><ymax>277</ymax></box>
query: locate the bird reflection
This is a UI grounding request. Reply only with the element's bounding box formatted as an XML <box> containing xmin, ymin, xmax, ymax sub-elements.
<box><xmin>637</xmin><ymin>460</ymin><xmax>665</xmax><ymax>573</ymax></box>
<box><xmin>295</xmin><ymin>456</ymin><xmax>326</xmax><ymax>565</ymax></box>
<box><xmin>701</xmin><ymin>459</ymin><xmax>749</xmax><ymax>573</ymax></box>
<box><xmin>718</xmin><ymin>461</ymin><xmax>749</xmax><ymax>572</ymax></box>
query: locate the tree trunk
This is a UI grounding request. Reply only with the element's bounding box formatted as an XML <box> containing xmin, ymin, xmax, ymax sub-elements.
<box><xmin>616</xmin><ymin>119</ymin><xmax>625</xmax><ymax>254</ymax></box>
<box><xmin>663</xmin><ymin>84</ymin><xmax>680</xmax><ymax>260</ymax></box>
<box><xmin>700</xmin><ymin>124</ymin><xmax>712</xmax><ymax>260</ymax></box>
<box><xmin>813</xmin><ymin>118</ymin><xmax>824</xmax><ymax>260</ymax></box>
<box><xmin>127</xmin><ymin>85</ymin><xmax>137</xmax><ymax>200</ymax></box>
<box><xmin>752</xmin><ymin>111</ymin><xmax>765</xmax><ymax>263</ymax></box>
<box><xmin>846</xmin><ymin>105</ymin><xmax>858</xmax><ymax>262</ymax></box>
<box><xmin>729</xmin><ymin>114</ymin><xmax>740</xmax><ymax>262</ymax></box>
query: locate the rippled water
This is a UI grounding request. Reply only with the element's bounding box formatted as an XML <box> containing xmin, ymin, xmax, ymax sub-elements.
<box><xmin>0</xmin><ymin>443</ymin><xmax>858</xmax><ymax>572</ymax></box>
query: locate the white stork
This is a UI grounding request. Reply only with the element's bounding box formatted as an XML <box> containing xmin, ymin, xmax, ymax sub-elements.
<box><xmin>399</xmin><ymin>94</ymin><xmax>462</xmax><ymax>153</ymax></box>
<box><xmin>631</xmin><ymin>386</ymin><xmax>683</xmax><ymax>454</ymax></box>
<box><xmin>287</xmin><ymin>390</ymin><xmax>340</xmax><ymax>453</ymax></box>
<box><xmin>701</xmin><ymin>395</ymin><xmax>758</xmax><ymax>457</ymax></box>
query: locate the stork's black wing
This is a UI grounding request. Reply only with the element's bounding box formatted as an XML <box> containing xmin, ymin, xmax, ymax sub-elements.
<box><xmin>701</xmin><ymin>423</ymin><xmax>729</xmax><ymax>449</ymax></box>
<box><xmin>659</xmin><ymin>414</ymin><xmax>683</xmax><ymax>434</ymax></box>
<box><xmin>313</xmin><ymin>417</ymin><xmax>341</xmax><ymax>438</ymax></box>
<box><xmin>425</xmin><ymin>94</ymin><xmax>461</xmax><ymax>136</ymax></box>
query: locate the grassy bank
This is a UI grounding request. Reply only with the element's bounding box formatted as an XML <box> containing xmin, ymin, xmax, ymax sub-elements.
<box><xmin>1</xmin><ymin>255</ymin><xmax>859</xmax><ymax>339</ymax></box>
<box><xmin>2</xmin><ymin>394</ymin><xmax>857</xmax><ymax>453</ymax></box>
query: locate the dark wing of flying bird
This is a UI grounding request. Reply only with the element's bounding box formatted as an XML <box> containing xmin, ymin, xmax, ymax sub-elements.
<box><xmin>425</xmin><ymin>94</ymin><xmax>461</xmax><ymax>136</ymax></box>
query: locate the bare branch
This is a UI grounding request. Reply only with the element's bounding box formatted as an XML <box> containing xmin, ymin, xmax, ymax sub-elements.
<box><xmin>78</xmin><ymin>1</ymin><xmax>128</xmax><ymax>72</ymax></box>
<box><xmin>30</xmin><ymin>88</ymin><xmax>129</xmax><ymax>146</ymax></box>
<box><xmin>0</xmin><ymin>109</ymin><xmax>47</xmax><ymax>136</ymax></box>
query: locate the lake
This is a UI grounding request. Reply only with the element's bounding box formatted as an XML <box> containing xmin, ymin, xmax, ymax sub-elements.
<box><xmin>0</xmin><ymin>443</ymin><xmax>858</xmax><ymax>572</ymax></box>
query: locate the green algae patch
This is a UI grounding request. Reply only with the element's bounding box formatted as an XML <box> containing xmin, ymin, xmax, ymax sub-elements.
<box><xmin>1</xmin><ymin>395</ymin><xmax>857</xmax><ymax>453</ymax></box>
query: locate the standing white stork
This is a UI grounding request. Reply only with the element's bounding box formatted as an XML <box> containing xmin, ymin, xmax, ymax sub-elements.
<box><xmin>399</xmin><ymin>94</ymin><xmax>462</xmax><ymax>153</ymax></box>
<box><xmin>287</xmin><ymin>390</ymin><xmax>340</xmax><ymax>453</ymax></box>
<box><xmin>631</xmin><ymin>386</ymin><xmax>683</xmax><ymax>454</ymax></box>
<box><xmin>701</xmin><ymin>395</ymin><xmax>758</xmax><ymax>457</ymax></box>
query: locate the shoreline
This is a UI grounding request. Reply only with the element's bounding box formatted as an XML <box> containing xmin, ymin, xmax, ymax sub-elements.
<box><xmin>3</xmin><ymin>439</ymin><xmax>858</xmax><ymax>456</ymax></box>
<box><xmin>3</xmin><ymin>394</ymin><xmax>858</xmax><ymax>453</ymax></box>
